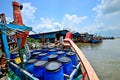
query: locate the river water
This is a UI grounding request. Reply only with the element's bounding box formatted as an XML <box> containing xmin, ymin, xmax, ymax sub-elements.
<box><xmin>77</xmin><ymin>39</ymin><xmax>120</xmax><ymax>80</ymax></box>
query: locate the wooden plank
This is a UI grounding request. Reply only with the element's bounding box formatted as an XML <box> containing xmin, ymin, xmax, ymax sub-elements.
<box><xmin>64</xmin><ymin>39</ymin><xmax>99</xmax><ymax>80</ymax></box>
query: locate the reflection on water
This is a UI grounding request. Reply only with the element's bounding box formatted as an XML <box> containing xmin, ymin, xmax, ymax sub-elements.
<box><xmin>77</xmin><ymin>39</ymin><xmax>120</xmax><ymax>80</ymax></box>
<box><xmin>77</xmin><ymin>42</ymin><xmax>102</xmax><ymax>48</ymax></box>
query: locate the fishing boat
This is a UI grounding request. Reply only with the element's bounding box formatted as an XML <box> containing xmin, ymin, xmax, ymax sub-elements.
<box><xmin>89</xmin><ymin>38</ymin><xmax>102</xmax><ymax>43</ymax></box>
<box><xmin>0</xmin><ymin>1</ymin><xmax>99</xmax><ymax>80</ymax></box>
<box><xmin>79</xmin><ymin>33</ymin><xmax>102</xmax><ymax>43</ymax></box>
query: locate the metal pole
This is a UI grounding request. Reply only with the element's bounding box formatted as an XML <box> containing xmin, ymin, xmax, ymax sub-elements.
<box><xmin>69</xmin><ymin>64</ymin><xmax>80</xmax><ymax>80</ymax></box>
<box><xmin>64</xmin><ymin>63</ymin><xmax>80</xmax><ymax>80</ymax></box>
<box><xmin>1</xmin><ymin>31</ymin><xmax>10</xmax><ymax>59</ymax></box>
<box><xmin>9</xmin><ymin>62</ymin><xmax>39</xmax><ymax>80</ymax></box>
<box><xmin>17</xmin><ymin>38</ymin><xmax>26</xmax><ymax>80</ymax></box>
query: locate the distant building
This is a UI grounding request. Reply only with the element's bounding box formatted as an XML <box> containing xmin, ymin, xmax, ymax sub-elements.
<box><xmin>29</xmin><ymin>30</ymin><xmax>69</xmax><ymax>43</ymax></box>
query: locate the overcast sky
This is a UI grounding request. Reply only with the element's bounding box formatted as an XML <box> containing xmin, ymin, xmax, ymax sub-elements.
<box><xmin>0</xmin><ymin>0</ymin><xmax>120</xmax><ymax>37</ymax></box>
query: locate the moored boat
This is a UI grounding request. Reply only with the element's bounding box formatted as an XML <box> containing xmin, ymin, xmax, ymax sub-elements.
<box><xmin>89</xmin><ymin>39</ymin><xmax>102</xmax><ymax>43</ymax></box>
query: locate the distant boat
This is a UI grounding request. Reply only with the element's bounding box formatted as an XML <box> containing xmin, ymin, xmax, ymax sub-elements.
<box><xmin>89</xmin><ymin>39</ymin><xmax>102</xmax><ymax>43</ymax></box>
<box><xmin>77</xmin><ymin>32</ymin><xmax>102</xmax><ymax>43</ymax></box>
<box><xmin>103</xmin><ymin>36</ymin><xmax>115</xmax><ymax>40</ymax></box>
<box><xmin>108</xmin><ymin>37</ymin><xmax>115</xmax><ymax>39</ymax></box>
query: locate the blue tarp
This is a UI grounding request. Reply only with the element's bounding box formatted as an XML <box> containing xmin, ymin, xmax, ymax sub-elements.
<box><xmin>29</xmin><ymin>34</ymin><xmax>40</xmax><ymax>39</ymax></box>
<box><xmin>60</xmin><ymin>30</ymin><xmax>68</xmax><ymax>34</ymax></box>
<box><xmin>73</xmin><ymin>32</ymin><xmax>80</xmax><ymax>37</ymax></box>
<box><xmin>29</xmin><ymin>33</ymin><xmax>56</xmax><ymax>39</ymax></box>
<box><xmin>45</xmin><ymin>33</ymin><xmax>56</xmax><ymax>38</ymax></box>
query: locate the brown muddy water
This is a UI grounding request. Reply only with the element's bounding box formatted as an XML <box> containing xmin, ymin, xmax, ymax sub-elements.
<box><xmin>77</xmin><ymin>39</ymin><xmax>120</xmax><ymax>80</ymax></box>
